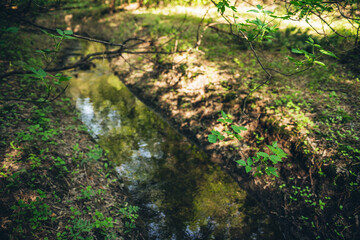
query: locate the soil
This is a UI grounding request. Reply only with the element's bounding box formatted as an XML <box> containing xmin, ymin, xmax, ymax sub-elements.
<box><xmin>109</xmin><ymin>48</ymin><xmax>360</xmax><ymax>239</ymax></box>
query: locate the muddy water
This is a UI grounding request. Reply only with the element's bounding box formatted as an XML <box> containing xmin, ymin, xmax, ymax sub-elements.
<box><xmin>66</xmin><ymin>55</ymin><xmax>283</xmax><ymax>239</ymax></box>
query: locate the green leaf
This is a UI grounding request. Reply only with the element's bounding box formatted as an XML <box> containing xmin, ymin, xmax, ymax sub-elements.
<box><xmin>319</xmin><ymin>49</ymin><xmax>338</xmax><ymax>58</ymax></box>
<box><xmin>37</xmin><ymin>68</ymin><xmax>47</xmax><ymax>78</ymax></box>
<box><xmin>27</xmin><ymin>66</ymin><xmax>37</xmax><ymax>74</ymax></box>
<box><xmin>4</xmin><ymin>27</ymin><xmax>19</xmax><ymax>33</ymax></box>
<box><xmin>218</xmin><ymin>118</ymin><xmax>226</xmax><ymax>123</ymax></box>
<box><xmin>225</xmin><ymin>118</ymin><xmax>233</xmax><ymax>123</ymax></box>
<box><xmin>287</xmin><ymin>56</ymin><xmax>295</xmax><ymax>61</ymax></box>
<box><xmin>263</xmin><ymin>10</ymin><xmax>273</xmax><ymax>14</ymax></box>
<box><xmin>271</xmin><ymin>14</ymin><xmax>290</xmax><ymax>20</ymax></box>
<box><xmin>266</xmin><ymin>167</ymin><xmax>279</xmax><ymax>177</ymax></box>
<box><xmin>314</xmin><ymin>61</ymin><xmax>326</xmax><ymax>67</ymax></box>
<box><xmin>234</xmin><ymin>134</ymin><xmax>243</xmax><ymax>140</ymax></box>
<box><xmin>64</xmin><ymin>30</ymin><xmax>73</xmax><ymax>35</ymax></box>
<box><xmin>247</xmin><ymin>157</ymin><xmax>253</xmax><ymax>166</ymax></box>
<box><xmin>236</xmin><ymin>159</ymin><xmax>246</xmax><ymax>166</ymax></box>
<box><xmin>267</xmin><ymin>145</ymin><xmax>276</xmax><ymax>154</ymax></box>
<box><xmin>238</xmin><ymin>126</ymin><xmax>247</xmax><ymax>131</ymax></box>
<box><xmin>221</xmin><ymin>110</ymin><xmax>227</xmax><ymax>119</ymax></box>
<box><xmin>292</xmin><ymin>48</ymin><xmax>304</xmax><ymax>54</ymax></box>
<box><xmin>208</xmin><ymin>134</ymin><xmax>217</xmax><ymax>143</ymax></box>
<box><xmin>250</xmin><ymin>18</ymin><xmax>264</xmax><ymax>27</ymax></box>
<box><xmin>231</xmin><ymin>125</ymin><xmax>247</xmax><ymax>134</ymax></box>
<box><xmin>231</xmin><ymin>125</ymin><xmax>241</xmax><ymax>133</ymax></box>
<box><xmin>278</xmin><ymin>152</ymin><xmax>288</xmax><ymax>159</ymax></box>
<box><xmin>245</xmin><ymin>166</ymin><xmax>252</xmax><ymax>173</ymax></box>
<box><xmin>256</xmin><ymin>4</ymin><xmax>263</xmax><ymax>10</ymax></box>
<box><xmin>56</xmin><ymin>28</ymin><xmax>64</xmax><ymax>36</ymax></box>
<box><xmin>230</xmin><ymin>6</ymin><xmax>237</xmax><ymax>12</ymax></box>
<box><xmin>64</xmin><ymin>35</ymin><xmax>77</xmax><ymax>40</ymax></box>
<box><xmin>247</xmin><ymin>9</ymin><xmax>259</xmax><ymax>13</ymax></box>
<box><xmin>59</xmin><ymin>76</ymin><xmax>71</xmax><ymax>82</ymax></box>
<box><xmin>36</xmin><ymin>49</ymin><xmax>55</xmax><ymax>54</ymax></box>
<box><xmin>41</xmin><ymin>29</ymin><xmax>56</xmax><ymax>38</ymax></box>
<box><xmin>308</xmin><ymin>37</ymin><xmax>314</xmax><ymax>43</ymax></box>
<box><xmin>257</xmin><ymin>152</ymin><xmax>269</xmax><ymax>158</ymax></box>
<box><xmin>269</xmin><ymin>155</ymin><xmax>281</xmax><ymax>164</ymax></box>
<box><xmin>211</xmin><ymin>130</ymin><xmax>221</xmax><ymax>135</ymax></box>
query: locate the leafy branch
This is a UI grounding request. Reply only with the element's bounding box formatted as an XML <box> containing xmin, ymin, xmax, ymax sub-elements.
<box><xmin>289</xmin><ymin>37</ymin><xmax>338</xmax><ymax>67</ymax></box>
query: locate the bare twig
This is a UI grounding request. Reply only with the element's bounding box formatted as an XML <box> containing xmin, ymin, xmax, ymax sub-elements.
<box><xmin>311</xmin><ymin>10</ymin><xmax>348</xmax><ymax>38</ymax></box>
<box><xmin>209</xmin><ymin>0</ymin><xmax>275</xmax><ymax>113</ymax></box>
<box><xmin>195</xmin><ymin>7</ymin><xmax>210</xmax><ymax>49</ymax></box>
<box><xmin>265</xmin><ymin>66</ymin><xmax>312</xmax><ymax>77</ymax></box>
<box><xmin>335</xmin><ymin>0</ymin><xmax>360</xmax><ymax>21</ymax></box>
<box><xmin>0</xmin><ymin>34</ymin><xmax>183</xmax><ymax>80</ymax></box>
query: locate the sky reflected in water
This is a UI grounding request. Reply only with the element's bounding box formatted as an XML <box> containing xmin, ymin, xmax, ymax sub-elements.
<box><xmin>67</xmin><ymin>59</ymin><xmax>283</xmax><ymax>240</ymax></box>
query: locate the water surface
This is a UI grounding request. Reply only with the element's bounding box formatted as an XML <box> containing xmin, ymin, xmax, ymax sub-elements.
<box><xmin>66</xmin><ymin>55</ymin><xmax>283</xmax><ymax>240</ymax></box>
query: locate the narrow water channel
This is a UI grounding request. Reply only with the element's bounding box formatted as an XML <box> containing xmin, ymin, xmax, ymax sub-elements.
<box><xmin>66</xmin><ymin>49</ymin><xmax>283</xmax><ymax>240</ymax></box>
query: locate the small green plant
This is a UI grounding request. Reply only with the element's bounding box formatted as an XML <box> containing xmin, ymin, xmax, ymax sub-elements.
<box><xmin>318</xmin><ymin>199</ymin><xmax>326</xmax><ymax>210</ymax></box>
<box><xmin>57</xmin><ymin>207</ymin><xmax>94</xmax><ymax>240</ymax></box>
<box><xmin>11</xmin><ymin>199</ymin><xmax>53</xmax><ymax>233</ymax></box>
<box><xmin>53</xmin><ymin>157</ymin><xmax>69</xmax><ymax>175</ymax></box>
<box><xmin>78</xmin><ymin>186</ymin><xmax>96</xmax><ymax>200</ymax></box>
<box><xmin>119</xmin><ymin>203</ymin><xmax>139</xmax><ymax>234</ymax></box>
<box><xmin>28</xmin><ymin>153</ymin><xmax>42</xmax><ymax>170</ymax></box>
<box><xmin>207</xmin><ymin>111</ymin><xmax>287</xmax><ymax>177</ymax></box>
<box><xmin>81</xmin><ymin>145</ymin><xmax>103</xmax><ymax>165</ymax></box>
<box><xmin>289</xmin><ymin>37</ymin><xmax>338</xmax><ymax>67</ymax></box>
<box><xmin>236</xmin><ymin>141</ymin><xmax>287</xmax><ymax>177</ymax></box>
<box><xmin>253</xmin><ymin>132</ymin><xmax>265</xmax><ymax>144</ymax></box>
<box><xmin>208</xmin><ymin>110</ymin><xmax>247</xmax><ymax>143</ymax></box>
<box><xmin>5</xmin><ymin>170</ymin><xmax>25</xmax><ymax>189</ymax></box>
<box><xmin>72</xmin><ymin>143</ymin><xmax>85</xmax><ymax>163</ymax></box>
<box><xmin>93</xmin><ymin>210</ymin><xmax>114</xmax><ymax>234</ymax></box>
<box><xmin>289</xmin><ymin>185</ymin><xmax>313</xmax><ymax>205</ymax></box>
<box><xmin>63</xmin><ymin>218</ymin><xmax>94</xmax><ymax>240</ymax></box>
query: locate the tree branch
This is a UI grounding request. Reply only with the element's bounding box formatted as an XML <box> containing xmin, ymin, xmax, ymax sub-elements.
<box><xmin>1</xmin><ymin>8</ymin><xmax>140</xmax><ymax>47</ymax></box>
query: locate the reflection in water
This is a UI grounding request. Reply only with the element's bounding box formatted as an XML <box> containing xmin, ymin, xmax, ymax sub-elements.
<box><xmin>67</xmin><ymin>57</ymin><xmax>283</xmax><ymax>240</ymax></box>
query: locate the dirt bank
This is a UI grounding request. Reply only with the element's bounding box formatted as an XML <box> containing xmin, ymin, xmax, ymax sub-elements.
<box><xmin>110</xmin><ymin>47</ymin><xmax>360</xmax><ymax>239</ymax></box>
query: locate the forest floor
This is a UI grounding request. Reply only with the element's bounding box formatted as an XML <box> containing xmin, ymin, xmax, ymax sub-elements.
<box><xmin>64</xmin><ymin>3</ymin><xmax>359</xmax><ymax>239</ymax></box>
<box><xmin>0</xmin><ymin>7</ymin><xmax>144</xmax><ymax>240</ymax></box>
<box><xmin>1</xmin><ymin>1</ymin><xmax>360</xmax><ymax>240</ymax></box>
<box><xmin>0</xmin><ymin>94</ymin><xmax>145</xmax><ymax>240</ymax></box>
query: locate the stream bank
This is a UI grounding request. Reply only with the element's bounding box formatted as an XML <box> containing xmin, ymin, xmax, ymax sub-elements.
<box><xmin>65</xmin><ymin>56</ymin><xmax>285</xmax><ymax>239</ymax></box>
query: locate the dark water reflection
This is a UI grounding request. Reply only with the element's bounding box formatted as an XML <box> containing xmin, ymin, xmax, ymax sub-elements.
<box><xmin>67</xmin><ymin>58</ymin><xmax>283</xmax><ymax>240</ymax></box>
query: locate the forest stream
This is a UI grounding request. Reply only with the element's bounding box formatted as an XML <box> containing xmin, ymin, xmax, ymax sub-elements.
<box><xmin>65</xmin><ymin>43</ymin><xmax>284</xmax><ymax>240</ymax></box>
<box><xmin>2</xmin><ymin>1</ymin><xmax>360</xmax><ymax>239</ymax></box>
